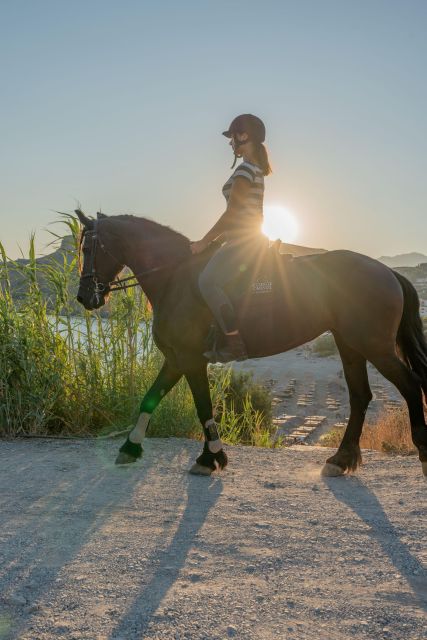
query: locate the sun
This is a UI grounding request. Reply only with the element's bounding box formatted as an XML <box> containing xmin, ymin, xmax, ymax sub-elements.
<box><xmin>262</xmin><ymin>205</ymin><xmax>299</xmax><ymax>243</ymax></box>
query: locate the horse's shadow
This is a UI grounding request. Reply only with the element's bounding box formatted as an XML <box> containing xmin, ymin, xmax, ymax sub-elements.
<box><xmin>109</xmin><ymin>470</ymin><xmax>223</xmax><ymax>639</ymax></box>
<box><xmin>325</xmin><ymin>475</ymin><xmax>427</xmax><ymax>611</ymax></box>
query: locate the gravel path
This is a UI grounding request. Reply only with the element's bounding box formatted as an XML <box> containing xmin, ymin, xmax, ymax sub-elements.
<box><xmin>0</xmin><ymin>438</ymin><xmax>426</xmax><ymax>640</ymax></box>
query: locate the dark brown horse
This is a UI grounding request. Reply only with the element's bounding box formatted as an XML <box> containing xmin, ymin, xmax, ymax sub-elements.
<box><xmin>75</xmin><ymin>210</ymin><xmax>427</xmax><ymax>478</ymax></box>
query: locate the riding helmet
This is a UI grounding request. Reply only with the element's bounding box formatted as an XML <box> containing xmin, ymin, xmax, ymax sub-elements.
<box><xmin>222</xmin><ymin>114</ymin><xmax>266</xmax><ymax>143</ymax></box>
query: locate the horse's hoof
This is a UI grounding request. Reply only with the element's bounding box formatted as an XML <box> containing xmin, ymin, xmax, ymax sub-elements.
<box><xmin>421</xmin><ymin>461</ymin><xmax>427</xmax><ymax>477</ymax></box>
<box><xmin>115</xmin><ymin>452</ymin><xmax>137</xmax><ymax>465</ymax></box>
<box><xmin>321</xmin><ymin>462</ymin><xmax>345</xmax><ymax>477</ymax></box>
<box><xmin>189</xmin><ymin>463</ymin><xmax>214</xmax><ymax>476</ymax></box>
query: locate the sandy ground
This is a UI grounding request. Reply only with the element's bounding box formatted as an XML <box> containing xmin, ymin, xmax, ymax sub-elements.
<box><xmin>233</xmin><ymin>343</ymin><xmax>402</xmax><ymax>444</ymax></box>
<box><xmin>1</xmin><ymin>437</ymin><xmax>426</xmax><ymax>640</ymax></box>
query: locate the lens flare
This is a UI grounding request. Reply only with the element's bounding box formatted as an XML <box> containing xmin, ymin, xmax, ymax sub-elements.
<box><xmin>262</xmin><ymin>205</ymin><xmax>299</xmax><ymax>242</ymax></box>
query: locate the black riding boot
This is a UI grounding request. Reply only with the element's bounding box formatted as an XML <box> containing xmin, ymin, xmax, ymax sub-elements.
<box><xmin>205</xmin><ymin>331</ymin><xmax>248</xmax><ymax>363</ymax></box>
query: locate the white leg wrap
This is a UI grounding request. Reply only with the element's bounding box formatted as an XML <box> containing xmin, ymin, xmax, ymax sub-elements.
<box><xmin>208</xmin><ymin>439</ymin><xmax>223</xmax><ymax>453</ymax></box>
<box><xmin>205</xmin><ymin>419</ymin><xmax>223</xmax><ymax>453</ymax></box>
<box><xmin>129</xmin><ymin>412</ymin><xmax>151</xmax><ymax>444</ymax></box>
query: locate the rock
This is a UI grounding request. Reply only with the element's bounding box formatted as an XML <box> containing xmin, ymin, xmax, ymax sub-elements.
<box><xmin>7</xmin><ymin>594</ymin><xmax>27</xmax><ymax>606</ymax></box>
<box><xmin>24</xmin><ymin>580</ymin><xmax>37</xmax><ymax>589</ymax></box>
<box><xmin>263</xmin><ymin>481</ymin><xmax>277</xmax><ymax>489</ymax></box>
<box><xmin>227</xmin><ymin>625</ymin><xmax>237</xmax><ymax>637</ymax></box>
<box><xmin>188</xmin><ymin>573</ymin><xmax>202</xmax><ymax>582</ymax></box>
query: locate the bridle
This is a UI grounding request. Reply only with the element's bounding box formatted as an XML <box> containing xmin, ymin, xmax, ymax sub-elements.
<box><xmin>79</xmin><ymin>220</ymin><xmax>176</xmax><ymax>304</ymax></box>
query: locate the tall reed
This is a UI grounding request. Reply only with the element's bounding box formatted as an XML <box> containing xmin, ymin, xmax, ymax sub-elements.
<box><xmin>0</xmin><ymin>227</ymin><xmax>157</xmax><ymax>435</ymax></box>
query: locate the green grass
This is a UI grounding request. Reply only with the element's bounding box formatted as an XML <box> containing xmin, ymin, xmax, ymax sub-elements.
<box><xmin>208</xmin><ymin>367</ymin><xmax>279</xmax><ymax>447</ymax></box>
<box><xmin>0</xmin><ymin>216</ymin><xmax>275</xmax><ymax>446</ymax></box>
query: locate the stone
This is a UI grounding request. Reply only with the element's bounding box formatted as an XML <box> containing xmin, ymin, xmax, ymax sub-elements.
<box><xmin>189</xmin><ymin>573</ymin><xmax>202</xmax><ymax>582</ymax></box>
<box><xmin>7</xmin><ymin>594</ymin><xmax>26</xmax><ymax>606</ymax></box>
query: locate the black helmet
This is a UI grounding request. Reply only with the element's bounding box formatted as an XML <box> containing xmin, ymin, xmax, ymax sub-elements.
<box><xmin>222</xmin><ymin>114</ymin><xmax>266</xmax><ymax>143</ymax></box>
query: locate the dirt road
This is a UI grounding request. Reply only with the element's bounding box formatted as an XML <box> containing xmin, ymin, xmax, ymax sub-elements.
<box><xmin>0</xmin><ymin>438</ymin><xmax>426</xmax><ymax>640</ymax></box>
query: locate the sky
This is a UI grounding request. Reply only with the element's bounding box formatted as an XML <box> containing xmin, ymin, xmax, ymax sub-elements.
<box><xmin>1</xmin><ymin>0</ymin><xmax>426</xmax><ymax>259</ymax></box>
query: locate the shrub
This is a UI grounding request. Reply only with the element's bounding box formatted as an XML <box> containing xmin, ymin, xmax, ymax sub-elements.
<box><xmin>320</xmin><ymin>405</ymin><xmax>417</xmax><ymax>455</ymax></box>
<box><xmin>208</xmin><ymin>367</ymin><xmax>276</xmax><ymax>447</ymax></box>
<box><xmin>311</xmin><ymin>332</ymin><xmax>338</xmax><ymax>357</ymax></box>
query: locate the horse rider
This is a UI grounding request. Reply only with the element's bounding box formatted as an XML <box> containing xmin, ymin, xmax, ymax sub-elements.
<box><xmin>190</xmin><ymin>113</ymin><xmax>272</xmax><ymax>362</ymax></box>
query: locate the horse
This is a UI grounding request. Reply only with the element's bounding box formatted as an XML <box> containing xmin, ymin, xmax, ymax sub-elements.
<box><xmin>75</xmin><ymin>209</ymin><xmax>427</xmax><ymax>478</ymax></box>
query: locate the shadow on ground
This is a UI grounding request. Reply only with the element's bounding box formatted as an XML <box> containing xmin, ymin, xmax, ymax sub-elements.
<box><xmin>0</xmin><ymin>438</ymin><xmax>190</xmax><ymax>639</ymax></box>
<box><xmin>109</xmin><ymin>472</ymin><xmax>222</xmax><ymax>638</ymax></box>
<box><xmin>325</xmin><ymin>475</ymin><xmax>427</xmax><ymax>611</ymax></box>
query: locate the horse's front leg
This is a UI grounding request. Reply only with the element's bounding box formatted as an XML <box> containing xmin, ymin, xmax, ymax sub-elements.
<box><xmin>116</xmin><ymin>359</ymin><xmax>182</xmax><ymax>464</ymax></box>
<box><xmin>185</xmin><ymin>363</ymin><xmax>228</xmax><ymax>476</ymax></box>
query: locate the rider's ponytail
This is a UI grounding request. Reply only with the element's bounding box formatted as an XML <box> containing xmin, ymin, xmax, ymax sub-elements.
<box><xmin>255</xmin><ymin>142</ymin><xmax>272</xmax><ymax>176</ymax></box>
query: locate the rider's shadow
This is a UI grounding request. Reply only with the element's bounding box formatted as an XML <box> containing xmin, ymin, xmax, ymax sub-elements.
<box><xmin>109</xmin><ymin>471</ymin><xmax>223</xmax><ymax>639</ymax></box>
<box><xmin>324</xmin><ymin>476</ymin><xmax>427</xmax><ymax>611</ymax></box>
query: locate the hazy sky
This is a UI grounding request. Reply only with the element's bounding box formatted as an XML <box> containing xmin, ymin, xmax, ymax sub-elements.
<box><xmin>1</xmin><ymin>0</ymin><xmax>426</xmax><ymax>259</ymax></box>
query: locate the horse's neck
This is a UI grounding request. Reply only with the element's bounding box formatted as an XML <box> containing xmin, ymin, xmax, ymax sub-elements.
<box><xmin>123</xmin><ymin>223</ymin><xmax>190</xmax><ymax>307</ymax></box>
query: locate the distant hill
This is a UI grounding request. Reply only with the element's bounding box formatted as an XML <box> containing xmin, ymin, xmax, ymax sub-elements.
<box><xmin>279</xmin><ymin>246</ymin><xmax>427</xmax><ymax>266</ymax></box>
<box><xmin>3</xmin><ymin>235</ymin><xmax>78</xmax><ymax>309</ymax></box>
<box><xmin>378</xmin><ymin>252</ymin><xmax>427</xmax><ymax>268</ymax></box>
<box><xmin>279</xmin><ymin>242</ymin><xmax>326</xmax><ymax>256</ymax></box>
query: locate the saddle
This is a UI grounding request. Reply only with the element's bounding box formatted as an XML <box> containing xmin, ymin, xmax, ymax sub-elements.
<box><xmin>191</xmin><ymin>240</ymin><xmax>294</xmax><ymax>358</ymax></box>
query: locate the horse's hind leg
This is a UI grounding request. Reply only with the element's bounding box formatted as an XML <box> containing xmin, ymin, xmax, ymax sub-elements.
<box><xmin>322</xmin><ymin>337</ymin><xmax>372</xmax><ymax>477</ymax></box>
<box><xmin>369</xmin><ymin>352</ymin><xmax>427</xmax><ymax>477</ymax></box>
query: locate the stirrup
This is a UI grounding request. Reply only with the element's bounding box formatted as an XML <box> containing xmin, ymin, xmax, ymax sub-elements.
<box><xmin>213</xmin><ymin>332</ymin><xmax>248</xmax><ymax>363</ymax></box>
<box><xmin>203</xmin><ymin>349</ymin><xmax>218</xmax><ymax>363</ymax></box>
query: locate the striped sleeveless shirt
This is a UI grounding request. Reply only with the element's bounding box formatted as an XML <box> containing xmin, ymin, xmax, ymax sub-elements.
<box><xmin>222</xmin><ymin>161</ymin><xmax>264</xmax><ymax>240</ymax></box>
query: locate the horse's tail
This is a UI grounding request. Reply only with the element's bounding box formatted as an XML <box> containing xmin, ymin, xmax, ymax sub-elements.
<box><xmin>394</xmin><ymin>270</ymin><xmax>427</xmax><ymax>403</ymax></box>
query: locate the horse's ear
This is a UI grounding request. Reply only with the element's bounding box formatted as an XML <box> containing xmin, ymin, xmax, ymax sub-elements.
<box><xmin>97</xmin><ymin>212</ymin><xmax>108</xmax><ymax>219</ymax></box>
<box><xmin>75</xmin><ymin>209</ymin><xmax>94</xmax><ymax>230</ymax></box>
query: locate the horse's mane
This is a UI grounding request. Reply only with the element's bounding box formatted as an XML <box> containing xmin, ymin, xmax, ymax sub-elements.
<box><xmin>104</xmin><ymin>214</ymin><xmax>192</xmax><ymax>265</ymax></box>
<box><xmin>112</xmin><ymin>214</ymin><xmax>190</xmax><ymax>244</ymax></box>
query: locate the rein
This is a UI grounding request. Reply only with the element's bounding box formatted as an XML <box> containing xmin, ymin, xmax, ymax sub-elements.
<box><xmin>108</xmin><ymin>265</ymin><xmax>175</xmax><ymax>292</ymax></box>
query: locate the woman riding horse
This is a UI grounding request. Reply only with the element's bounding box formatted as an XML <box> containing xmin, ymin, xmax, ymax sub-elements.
<box><xmin>191</xmin><ymin>114</ymin><xmax>271</xmax><ymax>363</ymax></box>
<box><xmin>75</xmin><ymin>118</ymin><xmax>427</xmax><ymax>477</ymax></box>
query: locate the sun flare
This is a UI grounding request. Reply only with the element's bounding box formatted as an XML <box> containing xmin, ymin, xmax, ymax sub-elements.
<box><xmin>262</xmin><ymin>205</ymin><xmax>299</xmax><ymax>243</ymax></box>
